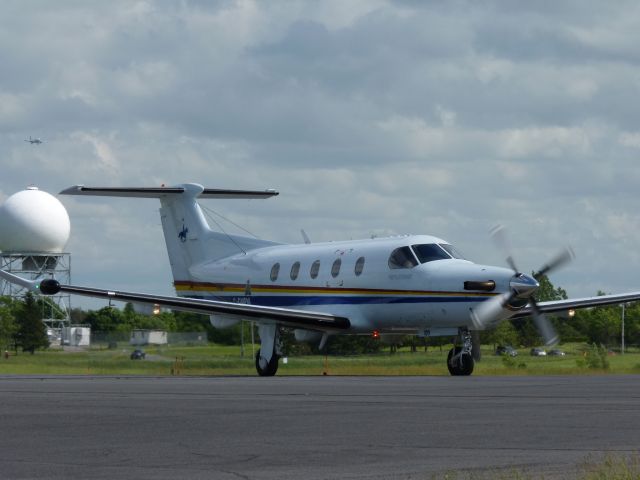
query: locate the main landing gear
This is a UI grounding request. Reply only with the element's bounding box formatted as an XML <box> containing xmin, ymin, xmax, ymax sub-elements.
<box><xmin>447</xmin><ymin>329</ymin><xmax>474</xmax><ymax>376</ymax></box>
<box><xmin>255</xmin><ymin>323</ymin><xmax>282</xmax><ymax>377</ymax></box>
<box><xmin>255</xmin><ymin>348</ymin><xmax>279</xmax><ymax>376</ymax></box>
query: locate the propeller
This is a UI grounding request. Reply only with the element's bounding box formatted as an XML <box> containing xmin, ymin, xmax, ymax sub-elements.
<box><xmin>472</xmin><ymin>226</ymin><xmax>574</xmax><ymax>346</ymax></box>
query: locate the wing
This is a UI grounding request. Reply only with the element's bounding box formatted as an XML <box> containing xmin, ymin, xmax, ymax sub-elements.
<box><xmin>512</xmin><ymin>291</ymin><xmax>640</xmax><ymax>318</ymax></box>
<box><xmin>0</xmin><ymin>270</ymin><xmax>350</xmax><ymax>332</ymax></box>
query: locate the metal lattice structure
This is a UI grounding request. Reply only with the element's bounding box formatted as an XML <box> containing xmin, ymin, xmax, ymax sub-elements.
<box><xmin>0</xmin><ymin>252</ymin><xmax>71</xmax><ymax>330</ymax></box>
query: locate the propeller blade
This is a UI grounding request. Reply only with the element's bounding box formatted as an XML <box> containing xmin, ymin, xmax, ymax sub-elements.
<box><xmin>534</xmin><ymin>246</ymin><xmax>575</xmax><ymax>278</ymax></box>
<box><xmin>490</xmin><ymin>225</ymin><xmax>519</xmax><ymax>273</ymax></box>
<box><xmin>470</xmin><ymin>292</ymin><xmax>515</xmax><ymax>330</ymax></box>
<box><xmin>529</xmin><ymin>297</ymin><xmax>559</xmax><ymax>346</ymax></box>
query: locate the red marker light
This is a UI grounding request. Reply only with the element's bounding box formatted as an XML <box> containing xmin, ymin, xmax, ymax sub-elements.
<box><xmin>372</xmin><ymin>330</ymin><xmax>380</xmax><ymax>339</ymax></box>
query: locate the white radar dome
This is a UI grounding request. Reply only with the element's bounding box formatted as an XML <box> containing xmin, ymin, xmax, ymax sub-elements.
<box><xmin>0</xmin><ymin>186</ymin><xmax>71</xmax><ymax>253</ymax></box>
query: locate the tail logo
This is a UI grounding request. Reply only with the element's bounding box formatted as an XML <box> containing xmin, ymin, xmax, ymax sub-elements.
<box><xmin>178</xmin><ymin>223</ymin><xmax>189</xmax><ymax>243</ymax></box>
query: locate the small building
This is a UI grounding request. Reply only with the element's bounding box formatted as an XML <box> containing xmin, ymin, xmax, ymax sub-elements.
<box><xmin>61</xmin><ymin>326</ymin><xmax>91</xmax><ymax>347</ymax></box>
<box><xmin>130</xmin><ymin>329</ymin><xmax>168</xmax><ymax>346</ymax></box>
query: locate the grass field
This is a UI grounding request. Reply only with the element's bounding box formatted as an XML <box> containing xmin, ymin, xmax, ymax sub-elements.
<box><xmin>1</xmin><ymin>343</ymin><xmax>639</xmax><ymax>376</ymax></box>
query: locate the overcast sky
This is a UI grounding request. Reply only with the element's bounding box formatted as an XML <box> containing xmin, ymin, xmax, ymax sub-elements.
<box><xmin>2</xmin><ymin>0</ymin><xmax>640</xmax><ymax>310</ymax></box>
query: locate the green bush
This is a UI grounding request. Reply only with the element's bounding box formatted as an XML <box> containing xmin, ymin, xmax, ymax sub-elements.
<box><xmin>501</xmin><ymin>355</ymin><xmax>517</xmax><ymax>368</ymax></box>
<box><xmin>576</xmin><ymin>344</ymin><xmax>610</xmax><ymax>370</ymax></box>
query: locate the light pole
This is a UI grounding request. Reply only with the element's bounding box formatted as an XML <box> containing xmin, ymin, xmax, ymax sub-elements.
<box><xmin>621</xmin><ymin>303</ymin><xmax>625</xmax><ymax>355</ymax></box>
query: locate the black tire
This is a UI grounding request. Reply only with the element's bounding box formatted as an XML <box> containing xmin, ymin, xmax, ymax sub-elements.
<box><xmin>255</xmin><ymin>348</ymin><xmax>279</xmax><ymax>376</ymax></box>
<box><xmin>447</xmin><ymin>347</ymin><xmax>474</xmax><ymax>376</ymax></box>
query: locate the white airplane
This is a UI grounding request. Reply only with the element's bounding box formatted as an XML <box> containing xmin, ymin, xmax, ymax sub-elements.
<box><xmin>3</xmin><ymin>183</ymin><xmax>640</xmax><ymax>376</ymax></box>
<box><xmin>24</xmin><ymin>136</ymin><xmax>43</xmax><ymax>144</ymax></box>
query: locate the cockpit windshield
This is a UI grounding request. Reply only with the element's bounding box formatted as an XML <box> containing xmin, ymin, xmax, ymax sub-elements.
<box><xmin>411</xmin><ymin>244</ymin><xmax>451</xmax><ymax>263</ymax></box>
<box><xmin>439</xmin><ymin>244</ymin><xmax>465</xmax><ymax>260</ymax></box>
<box><xmin>389</xmin><ymin>243</ymin><xmax>466</xmax><ymax>269</ymax></box>
<box><xmin>411</xmin><ymin>243</ymin><xmax>466</xmax><ymax>263</ymax></box>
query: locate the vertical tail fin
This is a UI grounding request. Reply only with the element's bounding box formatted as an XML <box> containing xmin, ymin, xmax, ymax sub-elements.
<box><xmin>159</xmin><ymin>183</ymin><xmax>212</xmax><ymax>280</ymax></box>
<box><xmin>60</xmin><ymin>184</ymin><xmax>280</xmax><ymax>282</ymax></box>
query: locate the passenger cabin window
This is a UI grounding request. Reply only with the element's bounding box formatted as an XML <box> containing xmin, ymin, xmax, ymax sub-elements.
<box><xmin>310</xmin><ymin>260</ymin><xmax>320</xmax><ymax>279</ymax></box>
<box><xmin>388</xmin><ymin>246</ymin><xmax>418</xmax><ymax>269</ymax></box>
<box><xmin>411</xmin><ymin>244</ymin><xmax>451</xmax><ymax>263</ymax></box>
<box><xmin>331</xmin><ymin>258</ymin><xmax>341</xmax><ymax>278</ymax></box>
<box><xmin>290</xmin><ymin>261</ymin><xmax>300</xmax><ymax>280</ymax></box>
<box><xmin>354</xmin><ymin>256</ymin><xmax>365</xmax><ymax>276</ymax></box>
<box><xmin>270</xmin><ymin>263</ymin><xmax>280</xmax><ymax>281</ymax></box>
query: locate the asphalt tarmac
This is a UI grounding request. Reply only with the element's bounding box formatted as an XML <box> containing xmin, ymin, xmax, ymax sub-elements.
<box><xmin>0</xmin><ymin>375</ymin><xmax>638</xmax><ymax>479</ymax></box>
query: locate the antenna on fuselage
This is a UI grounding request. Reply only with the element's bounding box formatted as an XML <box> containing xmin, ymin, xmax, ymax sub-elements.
<box><xmin>301</xmin><ymin>229</ymin><xmax>311</xmax><ymax>244</ymax></box>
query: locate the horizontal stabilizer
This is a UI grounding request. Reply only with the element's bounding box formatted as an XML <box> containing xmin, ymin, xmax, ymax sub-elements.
<box><xmin>60</xmin><ymin>185</ymin><xmax>279</xmax><ymax>199</ymax></box>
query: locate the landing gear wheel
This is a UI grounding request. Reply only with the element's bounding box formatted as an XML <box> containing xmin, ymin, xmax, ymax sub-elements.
<box><xmin>447</xmin><ymin>347</ymin><xmax>474</xmax><ymax>376</ymax></box>
<box><xmin>255</xmin><ymin>348</ymin><xmax>279</xmax><ymax>377</ymax></box>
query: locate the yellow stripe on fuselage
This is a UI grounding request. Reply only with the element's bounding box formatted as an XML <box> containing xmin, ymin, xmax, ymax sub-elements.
<box><xmin>173</xmin><ymin>281</ymin><xmax>497</xmax><ymax>297</ymax></box>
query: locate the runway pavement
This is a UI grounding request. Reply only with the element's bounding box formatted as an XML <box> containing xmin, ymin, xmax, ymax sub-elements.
<box><xmin>0</xmin><ymin>375</ymin><xmax>638</xmax><ymax>479</ymax></box>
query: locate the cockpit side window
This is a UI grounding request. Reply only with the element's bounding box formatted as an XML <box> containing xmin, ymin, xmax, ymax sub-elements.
<box><xmin>411</xmin><ymin>244</ymin><xmax>451</xmax><ymax>263</ymax></box>
<box><xmin>388</xmin><ymin>246</ymin><xmax>419</xmax><ymax>269</ymax></box>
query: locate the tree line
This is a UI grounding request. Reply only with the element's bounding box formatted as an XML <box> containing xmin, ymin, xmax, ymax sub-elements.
<box><xmin>1</xmin><ymin>274</ymin><xmax>638</xmax><ymax>354</ymax></box>
<box><xmin>0</xmin><ymin>293</ymin><xmax>50</xmax><ymax>354</ymax></box>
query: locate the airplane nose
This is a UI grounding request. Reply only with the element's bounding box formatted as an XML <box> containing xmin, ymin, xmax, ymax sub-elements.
<box><xmin>509</xmin><ymin>273</ymin><xmax>539</xmax><ymax>298</ymax></box>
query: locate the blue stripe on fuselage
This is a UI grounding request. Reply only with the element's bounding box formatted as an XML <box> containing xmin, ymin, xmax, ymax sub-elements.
<box><xmin>188</xmin><ymin>294</ymin><xmax>489</xmax><ymax>307</ymax></box>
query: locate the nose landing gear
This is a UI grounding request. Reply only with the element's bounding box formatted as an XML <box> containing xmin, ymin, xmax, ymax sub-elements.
<box><xmin>447</xmin><ymin>329</ymin><xmax>474</xmax><ymax>376</ymax></box>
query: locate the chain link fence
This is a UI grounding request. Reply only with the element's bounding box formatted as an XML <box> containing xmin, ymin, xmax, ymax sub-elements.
<box><xmin>90</xmin><ymin>331</ymin><xmax>208</xmax><ymax>349</ymax></box>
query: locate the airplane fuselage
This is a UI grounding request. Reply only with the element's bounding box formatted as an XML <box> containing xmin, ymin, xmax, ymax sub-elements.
<box><xmin>177</xmin><ymin>234</ymin><xmax>515</xmax><ymax>334</ymax></box>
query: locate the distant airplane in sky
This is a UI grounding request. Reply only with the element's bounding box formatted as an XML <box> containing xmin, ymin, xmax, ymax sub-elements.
<box><xmin>24</xmin><ymin>136</ymin><xmax>43</xmax><ymax>144</ymax></box>
<box><xmin>3</xmin><ymin>183</ymin><xmax>640</xmax><ymax>377</ymax></box>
